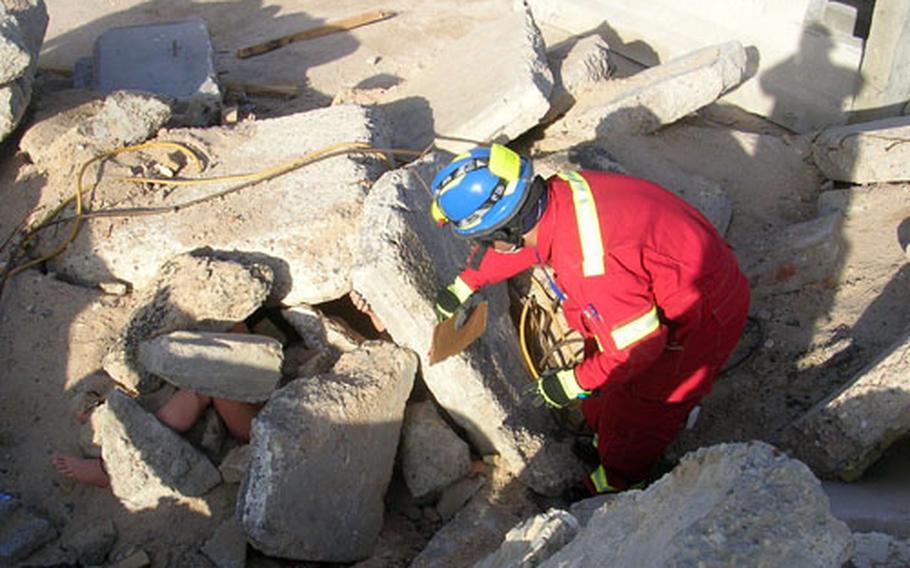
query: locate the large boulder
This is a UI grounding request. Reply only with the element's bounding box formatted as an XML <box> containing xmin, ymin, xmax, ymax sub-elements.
<box><xmin>237</xmin><ymin>341</ymin><xmax>417</xmax><ymax>562</ymax></box>
<box><xmin>352</xmin><ymin>154</ymin><xmax>584</xmax><ymax>497</ymax></box>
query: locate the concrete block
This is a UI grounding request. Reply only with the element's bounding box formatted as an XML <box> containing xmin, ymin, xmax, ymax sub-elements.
<box><xmin>744</xmin><ymin>212</ymin><xmax>844</xmax><ymax>297</ymax></box>
<box><xmin>92</xmin><ymin>18</ymin><xmax>221</xmax><ymax>126</ymax></box>
<box><xmin>852</xmin><ymin>0</ymin><xmax>910</xmax><ymax>121</ymax></box>
<box><xmin>94</xmin><ymin>389</ymin><xmax>222</xmax><ymax>511</ymax></box>
<box><xmin>475</xmin><ymin>509</ymin><xmax>581</xmax><ymax>568</ymax></box>
<box><xmin>436</xmin><ymin>476</ymin><xmax>485</xmax><ymax>522</ymax></box>
<box><xmin>851</xmin><ymin>532</ymin><xmax>910</xmax><ymax>568</ymax></box>
<box><xmin>782</xmin><ymin>330</ymin><xmax>910</xmax><ymax>481</ymax></box>
<box><xmin>201</xmin><ymin>517</ymin><xmax>247</xmax><ymax>568</ymax></box>
<box><xmin>811</xmin><ymin>117</ymin><xmax>910</xmax><ymax>183</ymax></box>
<box><xmin>352</xmin><ymin>155</ymin><xmax>585</xmax><ymax>497</ymax></box>
<box><xmin>540</xmin><ymin>442</ymin><xmax>853</xmax><ymax>567</ymax></box>
<box><xmin>238</xmin><ymin>341</ymin><xmax>417</xmax><ymax>562</ymax></box>
<box><xmin>0</xmin><ymin>496</ymin><xmax>57</xmax><ymax>565</ymax></box>
<box><xmin>543</xmin><ymin>34</ymin><xmax>615</xmax><ymax>123</ymax></box>
<box><xmin>401</xmin><ymin>401</ymin><xmax>471</xmax><ymax>499</ymax></box>
<box><xmin>138</xmin><ymin>331</ymin><xmax>283</xmax><ymax>402</ymax></box>
<box><xmin>0</xmin><ymin>7</ymin><xmax>33</xmax><ymax>83</ymax></box>
<box><xmin>75</xmin><ymin>90</ymin><xmax>172</xmax><ymax>151</ymax></box>
<box><xmin>103</xmin><ymin>251</ymin><xmax>273</xmax><ymax>394</ymax></box>
<box><xmin>540</xmin><ymin>41</ymin><xmax>747</xmax><ymax>150</ymax></box>
<box><xmin>44</xmin><ymin>105</ymin><xmax>391</xmax><ymax>307</ymax></box>
<box><xmin>282</xmin><ymin>304</ymin><xmax>361</xmax><ymax>354</ymax></box>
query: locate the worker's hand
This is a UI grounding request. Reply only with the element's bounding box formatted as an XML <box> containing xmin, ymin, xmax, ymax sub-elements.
<box><xmin>435</xmin><ymin>276</ymin><xmax>474</xmax><ymax>321</ymax></box>
<box><xmin>536</xmin><ymin>367</ymin><xmax>590</xmax><ymax>408</ymax></box>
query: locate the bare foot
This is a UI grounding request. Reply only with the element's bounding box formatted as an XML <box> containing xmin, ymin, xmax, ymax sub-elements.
<box><xmin>350</xmin><ymin>290</ymin><xmax>387</xmax><ymax>333</ymax></box>
<box><xmin>52</xmin><ymin>454</ymin><xmax>110</xmax><ymax>488</ymax></box>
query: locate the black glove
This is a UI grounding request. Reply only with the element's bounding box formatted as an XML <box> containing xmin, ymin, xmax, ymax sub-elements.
<box><xmin>536</xmin><ymin>367</ymin><xmax>590</xmax><ymax>408</ymax></box>
<box><xmin>435</xmin><ymin>277</ymin><xmax>474</xmax><ymax>321</ymax></box>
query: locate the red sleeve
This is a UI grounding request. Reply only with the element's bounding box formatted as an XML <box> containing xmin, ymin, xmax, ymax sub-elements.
<box><xmin>458</xmin><ymin>244</ymin><xmax>538</xmax><ymax>291</ymax></box>
<box><xmin>572</xmin><ymin>252</ymin><xmax>668</xmax><ymax>391</ymax></box>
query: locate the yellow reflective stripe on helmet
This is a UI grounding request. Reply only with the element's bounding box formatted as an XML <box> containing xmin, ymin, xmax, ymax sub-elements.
<box><xmin>488</xmin><ymin>143</ymin><xmax>521</xmax><ymax>182</ymax></box>
<box><xmin>590</xmin><ymin>465</ymin><xmax>617</xmax><ymax>493</ymax></box>
<box><xmin>557</xmin><ymin>171</ymin><xmax>605</xmax><ymax>277</ymax></box>
<box><xmin>611</xmin><ymin>305</ymin><xmax>660</xmax><ymax>350</ymax></box>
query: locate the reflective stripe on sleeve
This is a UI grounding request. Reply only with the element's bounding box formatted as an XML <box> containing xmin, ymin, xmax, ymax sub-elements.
<box><xmin>557</xmin><ymin>171</ymin><xmax>605</xmax><ymax>277</ymax></box>
<box><xmin>610</xmin><ymin>305</ymin><xmax>660</xmax><ymax>350</ymax></box>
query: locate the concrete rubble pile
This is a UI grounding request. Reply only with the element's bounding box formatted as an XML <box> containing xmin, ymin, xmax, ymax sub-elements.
<box><xmin>5</xmin><ymin>3</ymin><xmax>910</xmax><ymax>566</ymax></box>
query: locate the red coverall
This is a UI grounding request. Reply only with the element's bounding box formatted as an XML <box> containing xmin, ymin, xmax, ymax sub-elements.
<box><xmin>458</xmin><ymin>171</ymin><xmax>751</xmax><ymax>490</ymax></box>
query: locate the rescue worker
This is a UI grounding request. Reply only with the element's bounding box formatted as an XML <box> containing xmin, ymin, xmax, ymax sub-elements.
<box><xmin>430</xmin><ymin>144</ymin><xmax>750</xmax><ymax>494</ymax></box>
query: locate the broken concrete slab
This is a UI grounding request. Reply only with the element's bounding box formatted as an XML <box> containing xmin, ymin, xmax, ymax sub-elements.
<box><xmin>93</xmin><ymin>389</ymin><xmax>222</xmax><ymax>511</ymax></box>
<box><xmin>538</xmin><ymin>41</ymin><xmax>748</xmax><ymax>151</ymax></box>
<box><xmin>0</xmin><ymin>495</ymin><xmax>57</xmax><ymax>565</ymax></box>
<box><xmin>540</xmin><ymin>442</ymin><xmax>853</xmax><ymax>567</ymax></box>
<box><xmin>238</xmin><ymin>341</ymin><xmax>417</xmax><ymax>562</ymax></box>
<box><xmin>781</xmin><ymin>329</ymin><xmax>910</xmax><ymax>482</ymax></box>
<box><xmin>43</xmin><ymin>104</ymin><xmax>391</xmax><ymax>306</ymax></box>
<box><xmin>103</xmin><ymin>250</ymin><xmax>273</xmax><ymax>394</ymax></box>
<box><xmin>138</xmin><ymin>331</ymin><xmax>283</xmax><ymax>402</ymax></box>
<box><xmin>201</xmin><ymin>516</ymin><xmax>247</xmax><ymax>568</ymax></box>
<box><xmin>352</xmin><ymin>154</ymin><xmax>585</xmax><ymax>497</ymax></box>
<box><xmin>743</xmin><ymin>211</ymin><xmax>845</xmax><ymax>297</ymax></box>
<box><xmin>474</xmin><ymin>508</ymin><xmax>581</xmax><ymax>568</ymax></box>
<box><xmin>283</xmin><ymin>304</ymin><xmax>362</xmax><ymax>354</ymax></box>
<box><xmin>218</xmin><ymin>444</ymin><xmax>249</xmax><ymax>484</ymax></box>
<box><xmin>401</xmin><ymin>401</ymin><xmax>471</xmax><ymax>500</ymax></box>
<box><xmin>0</xmin><ymin>0</ymin><xmax>47</xmax><ymax>142</ymax></box>
<box><xmin>92</xmin><ymin>18</ymin><xmax>222</xmax><ymax>126</ymax></box>
<box><xmin>75</xmin><ymin>90</ymin><xmax>172</xmax><ymax>151</ymax></box>
<box><xmin>436</xmin><ymin>476</ymin><xmax>485</xmax><ymax>522</ymax></box>
<box><xmin>335</xmin><ymin>3</ymin><xmax>552</xmax><ymax>153</ymax></box>
<box><xmin>543</xmin><ymin>35</ymin><xmax>615</xmax><ymax>124</ymax></box>
<box><xmin>811</xmin><ymin>117</ymin><xmax>910</xmax><ymax>184</ymax></box>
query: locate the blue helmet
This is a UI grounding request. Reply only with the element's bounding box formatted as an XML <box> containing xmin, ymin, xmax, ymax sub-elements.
<box><xmin>431</xmin><ymin>144</ymin><xmax>540</xmax><ymax>241</ymax></box>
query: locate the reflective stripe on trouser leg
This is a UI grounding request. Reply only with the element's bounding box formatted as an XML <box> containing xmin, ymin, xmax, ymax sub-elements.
<box><xmin>589</xmin><ymin>465</ymin><xmax>617</xmax><ymax>494</ymax></box>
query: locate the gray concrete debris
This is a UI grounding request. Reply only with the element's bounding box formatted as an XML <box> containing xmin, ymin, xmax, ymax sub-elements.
<box><xmin>92</xmin><ymin>389</ymin><xmax>222</xmax><ymax>511</ymax></box>
<box><xmin>0</xmin><ymin>495</ymin><xmax>57</xmax><ymax>565</ymax></box>
<box><xmin>238</xmin><ymin>341</ymin><xmax>417</xmax><ymax>562</ymax></box>
<box><xmin>109</xmin><ymin>549</ymin><xmax>151</xmax><ymax>568</ymax></box>
<box><xmin>539</xmin><ymin>442</ymin><xmax>852</xmax><ymax>568</ymax></box>
<box><xmin>63</xmin><ymin>518</ymin><xmax>117</xmax><ymax>566</ymax></box>
<box><xmin>92</xmin><ymin>18</ymin><xmax>222</xmax><ymax>126</ymax></box>
<box><xmin>539</xmin><ymin>41</ymin><xmax>748</xmax><ymax>151</ymax></box>
<box><xmin>474</xmin><ymin>508</ymin><xmax>581</xmax><ymax>568</ymax></box>
<box><xmin>743</xmin><ymin>211</ymin><xmax>844</xmax><ymax>297</ymax></box>
<box><xmin>567</xmin><ymin>494</ymin><xmax>621</xmax><ymax>527</ymax></box>
<box><xmin>75</xmin><ymin>90</ymin><xmax>172</xmax><ymax>150</ymax></box>
<box><xmin>45</xmin><ymin>104</ymin><xmax>391</xmax><ymax>306</ymax></box>
<box><xmin>187</xmin><ymin>405</ymin><xmax>226</xmax><ymax>461</ymax></box>
<box><xmin>411</xmin><ymin>490</ymin><xmax>524</xmax><ymax>568</ymax></box>
<box><xmin>219</xmin><ymin>444</ymin><xmax>250</xmax><ymax>484</ymax></box>
<box><xmin>851</xmin><ymin>532</ymin><xmax>910</xmax><ymax>568</ymax></box>
<box><xmin>138</xmin><ymin>331</ymin><xmax>283</xmax><ymax>402</ymax></box>
<box><xmin>103</xmin><ymin>250</ymin><xmax>273</xmax><ymax>394</ymax></box>
<box><xmin>283</xmin><ymin>304</ymin><xmax>362</xmax><ymax>353</ymax></box>
<box><xmin>436</xmin><ymin>476</ymin><xmax>486</xmax><ymax>522</ymax></box>
<box><xmin>0</xmin><ymin>0</ymin><xmax>47</xmax><ymax>141</ymax></box>
<box><xmin>201</xmin><ymin>516</ymin><xmax>247</xmax><ymax>568</ymax></box>
<box><xmin>352</xmin><ymin>154</ymin><xmax>585</xmax><ymax>497</ymax></box>
<box><xmin>349</xmin><ymin>2</ymin><xmax>552</xmax><ymax>153</ymax></box>
<box><xmin>811</xmin><ymin>117</ymin><xmax>910</xmax><ymax>183</ymax></box>
<box><xmin>781</xmin><ymin>329</ymin><xmax>910</xmax><ymax>481</ymax></box>
<box><xmin>401</xmin><ymin>401</ymin><xmax>472</xmax><ymax>499</ymax></box>
<box><xmin>543</xmin><ymin>35</ymin><xmax>615</xmax><ymax>124</ymax></box>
